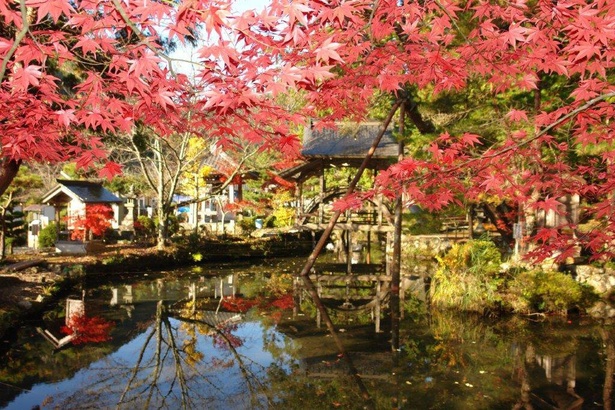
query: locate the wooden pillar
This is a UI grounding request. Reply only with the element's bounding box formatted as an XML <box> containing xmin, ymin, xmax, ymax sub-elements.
<box><xmin>296</xmin><ymin>182</ymin><xmax>303</xmax><ymax>226</ymax></box>
<box><xmin>468</xmin><ymin>204</ymin><xmax>474</xmax><ymax>239</ymax></box>
<box><xmin>375</xmin><ymin>281</ymin><xmax>381</xmax><ymax>333</ymax></box>
<box><xmin>367</xmin><ymin>230</ymin><xmax>372</xmax><ymax>264</ymax></box>
<box><xmin>319</xmin><ymin>167</ymin><xmax>326</xmax><ymax>225</ymax></box>
<box><xmin>390</xmin><ymin>104</ymin><xmax>405</xmax><ymax>352</ymax></box>
<box><xmin>293</xmin><ymin>278</ymin><xmax>299</xmax><ymax>319</ymax></box>
<box><xmin>346</xmin><ymin>228</ymin><xmax>352</xmax><ymax>274</ymax></box>
<box><xmin>316</xmin><ymin>281</ymin><xmax>322</xmax><ymax>328</ymax></box>
<box><xmin>377</xmin><ymin>193</ymin><xmax>383</xmax><ymax>228</ymax></box>
<box><xmin>367</xmin><ymin>200</ymin><xmax>373</xmax><ymax>264</ymax></box>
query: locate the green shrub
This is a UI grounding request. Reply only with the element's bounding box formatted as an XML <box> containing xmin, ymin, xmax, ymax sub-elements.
<box><xmin>271</xmin><ymin>207</ymin><xmax>295</xmax><ymax>228</ymax></box>
<box><xmin>38</xmin><ymin>223</ymin><xmax>58</xmax><ymax>248</ymax></box>
<box><xmin>505</xmin><ymin>269</ymin><xmax>597</xmax><ymax>314</ymax></box>
<box><xmin>237</xmin><ymin>216</ymin><xmax>256</xmax><ymax>235</ymax></box>
<box><xmin>431</xmin><ymin>239</ymin><xmax>503</xmax><ymax>314</ymax></box>
<box><xmin>134</xmin><ymin>216</ymin><xmax>155</xmax><ymax>239</ymax></box>
<box><xmin>404</xmin><ymin>210</ymin><xmax>443</xmax><ymax>235</ymax></box>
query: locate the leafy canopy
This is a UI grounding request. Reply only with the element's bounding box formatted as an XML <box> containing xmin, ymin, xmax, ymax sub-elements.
<box><xmin>2</xmin><ymin>0</ymin><xmax>615</xmax><ymax>259</ymax></box>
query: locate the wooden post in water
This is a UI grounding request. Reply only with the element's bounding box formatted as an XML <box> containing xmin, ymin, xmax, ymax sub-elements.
<box><xmin>390</xmin><ymin>104</ymin><xmax>405</xmax><ymax>352</ymax></box>
<box><xmin>346</xmin><ymin>228</ymin><xmax>352</xmax><ymax>274</ymax></box>
<box><xmin>375</xmin><ymin>280</ymin><xmax>382</xmax><ymax>333</ymax></box>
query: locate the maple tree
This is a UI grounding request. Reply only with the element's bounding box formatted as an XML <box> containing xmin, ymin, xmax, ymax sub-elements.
<box><xmin>70</xmin><ymin>203</ymin><xmax>114</xmax><ymax>241</ymax></box>
<box><xmin>1</xmin><ymin>0</ymin><xmax>614</xmax><ymax>261</ymax></box>
<box><xmin>250</xmin><ymin>0</ymin><xmax>615</xmax><ymax>262</ymax></box>
<box><xmin>1</xmin><ymin>0</ymin><xmax>305</xmax><ymax>249</ymax></box>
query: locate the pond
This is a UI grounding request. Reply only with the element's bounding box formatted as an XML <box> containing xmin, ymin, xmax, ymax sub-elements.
<box><xmin>0</xmin><ymin>257</ymin><xmax>613</xmax><ymax>409</ymax></box>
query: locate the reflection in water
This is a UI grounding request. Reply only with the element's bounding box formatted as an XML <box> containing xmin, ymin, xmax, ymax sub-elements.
<box><xmin>603</xmin><ymin>328</ymin><xmax>615</xmax><ymax>410</ymax></box>
<box><xmin>512</xmin><ymin>344</ymin><xmax>583</xmax><ymax>409</ymax></box>
<box><xmin>115</xmin><ymin>300</ymin><xmax>263</xmax><ymax>409</ymax></box>
<box><xmin>0</xmin><ymin>261</ymin><xmax>613</xmax><ymax>409</ymax></box>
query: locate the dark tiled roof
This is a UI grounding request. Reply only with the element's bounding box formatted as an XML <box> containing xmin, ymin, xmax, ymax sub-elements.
<box><xmin>52</xmin><ymin>179</ymin><xmax>122</xmax><ymax>203</ymax></box>
<box><xmin>302</xmin><ymin>122</ymin><xmax>398</xmax><ymax>158</ymax></box>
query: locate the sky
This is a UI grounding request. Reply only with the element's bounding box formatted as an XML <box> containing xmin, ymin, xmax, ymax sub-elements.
<box><xmin>234</xmin><ymin>0</ymin><xmax>270</xmax><ymax>12</ymax></box>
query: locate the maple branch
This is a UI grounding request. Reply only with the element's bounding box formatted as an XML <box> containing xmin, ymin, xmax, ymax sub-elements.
<box><xmin>130</xmin><ymin>129</ymin><xmax>158</xmax><ymax>194</ymax></box>
<box><xmin>403</xmin><ymin>95</ymin><xmax>436</xmax><ymax>134</ymax></box>
<box><xmin>390</xmin><ymin>91</ymin><xmax>615</xmax><ymax>213</ymax></box>
<box><xmin>0</xmin><ymin>0</ymin><xmax>30</xmax><ymax>84</ymax></box>
<box><xmin>433</xmin><ymin>0</ymin><xmax>468</xmax><ymax>43</ymax></box>
<box><xmin>481</xmin><ymin>91</ymin><xmax>615</xmax><ymax>162</ymax></box>
<box><xmin>366</xmin><ymin>0</ymin><xmax>380</xmax><ymax>41</ymax></box>
<box><xmin>211</xmin><ymin>145</ymin><xmax>259</xmax><ymax>196</ymax></box>
<box><xmin>164</xmin><ymin>132</ymin><xmax>192</xmax><ymax>206</ymax></box>
<box><xmin>110</xmin><ymin>0</ymin><xmax>189</xmax><ymax>77</ymax></box>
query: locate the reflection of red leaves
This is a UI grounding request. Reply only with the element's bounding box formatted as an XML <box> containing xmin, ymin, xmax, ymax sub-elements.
<box><xmin>265</xmin><ymin>294</ymin><xmax>294</xmax><ymax>324</ymax></box>
<box><xmin>61</xmin><ymin>314</ymin><xmax>114</xmax><ymax>345</ymax></box>
<box><xmin>221</xmin><ymin>297</ymin><xmax>258</xmax><ymax>312</ymax></box>
<box><xmin>268</xmin><ymin>294</ymin><xmax>294</xmax><ymax>309</ymax></box>
<box><xmin>219</xmin><ymin>294</ymin><xmax>294</xmax><ymax>326</ymax></box>
<box><xmin>212</xmin><ymin>323</ymin><xmax>243</xmax><ymax>350</ymax></box>
<box><xmin>210</xmin><ymin>357</ymin><xmax>234</xmax><ymax>369</ymax></box>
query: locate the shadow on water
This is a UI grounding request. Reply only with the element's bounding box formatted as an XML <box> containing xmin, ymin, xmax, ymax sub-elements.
<box><xmin>0</xmin><ymin>258</ymin><xmax>613</xmax><ymax>409</ymax></box>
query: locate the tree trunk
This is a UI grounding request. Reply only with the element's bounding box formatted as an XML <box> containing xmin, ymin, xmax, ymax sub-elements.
<box><xmin>155</xmin><ymin>138</ymin><xmax>168</xmax><ymax>250</ymax></box>
<box><xmin>156</xmin><ymin>201</ymin><xmax>167</xmax><ymax>250</ymax></box>
<box><xmin>0</xmin><ymin>159</ymin><xmax>21</xmax><ymax>198</ymax></box>
<box><xmin>0</xmin><ymin>176</ymin><xmax>17</xmax><ymax>261</ymax></box>
<box><xmin>0</xmin><ymin>207</ymin><xmax>6</xmax><ymax>260</ymax></box>
<box><xmin>482</xmin><ymin>203</ymin><xmax>514</xmax><ymax>244</ymax></box>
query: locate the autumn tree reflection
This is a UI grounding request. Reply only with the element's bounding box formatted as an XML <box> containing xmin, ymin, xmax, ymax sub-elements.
<box><xmin>111</xmin><ymin>299</ymin><xmax>278</xmax><ymax>409</ymax></box>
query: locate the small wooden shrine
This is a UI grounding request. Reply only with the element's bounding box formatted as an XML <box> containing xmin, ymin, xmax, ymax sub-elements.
<box><xmin>279</xmin><ymin>121</ymin><xmax>399</xmax><ymax>275</ymax></box>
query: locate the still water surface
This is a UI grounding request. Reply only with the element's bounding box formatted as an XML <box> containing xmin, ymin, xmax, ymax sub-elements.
<box><xmin>0</xmin><ymin>257</ymin><xmax>613</xmax><ymax>409</ymax></box>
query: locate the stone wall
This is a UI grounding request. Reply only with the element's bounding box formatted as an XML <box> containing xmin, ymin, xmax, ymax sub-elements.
<box><xmin>574</xmin><ymin>264</ymin><xmax>615</xmax><ymax>295</ymax></box>
<box><xmin>574</xmin><ymin>264</ymin><xmax>615</xmax><ymax>318</ymax></box>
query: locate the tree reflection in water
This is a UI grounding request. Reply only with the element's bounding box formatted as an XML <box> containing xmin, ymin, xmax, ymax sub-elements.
<box><xmin>45</xmin><ymin>294</ymin><xmax>285</xmax><ymax>409</ymax></box>
<box><xmin>4</xmin><ymin>267</ymin><xmax>615</xmax><ymax>409</ymax></box>
<box><xmin>112</xmin><ymin>300</ymin><xmax>275</xmax><ymax>409</ymax></box>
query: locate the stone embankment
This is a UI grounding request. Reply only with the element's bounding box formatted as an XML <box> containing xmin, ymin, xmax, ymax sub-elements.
<box><xmin>574</xmin><ymin>264</ymin><xmax>615</xmax><ymax>318</ymax></box>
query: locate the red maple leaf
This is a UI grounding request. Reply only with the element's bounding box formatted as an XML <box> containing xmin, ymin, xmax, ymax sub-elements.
<box><xmin>98</xmin><ymin>161</ymin><xmax>123</xmax><ymax>180</ymax></box>
<box><xmin>12</xmin><ymin>65</ymin><xmax>42</xmax><ymax>91</ymax></box>
<box><xmin>331</xmin><ymin>194</ymin><xmax>363</xmax><ymax>212</ymax></box>
<box><xmin>26</xmin><ymin>0</ymin><xmax>74</xmax><ymax>23</ymax></box>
